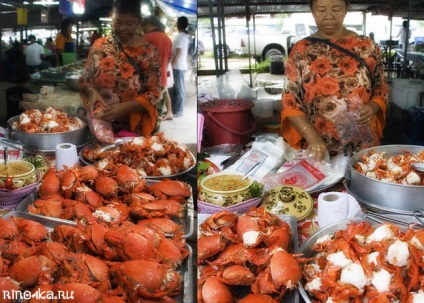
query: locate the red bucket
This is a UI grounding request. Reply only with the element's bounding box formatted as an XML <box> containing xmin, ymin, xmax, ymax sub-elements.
<box><xmin>200</xmin><ymin>99</ymin><xmax>255</xmax><ymax>146</ymax></box>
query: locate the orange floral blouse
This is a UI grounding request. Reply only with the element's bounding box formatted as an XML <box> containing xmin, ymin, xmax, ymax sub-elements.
<box><xmin>81</xmin><ymin>36</ymin><xmax>161</xmax><ymax>136</ymax></box>
<box><xmin>281</xmin><ymin>35</ymin><xmax>389</xmax><ymax>155</ymax></box>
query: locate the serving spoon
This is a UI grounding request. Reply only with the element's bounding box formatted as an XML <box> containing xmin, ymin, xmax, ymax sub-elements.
<box><xmin>411</xmin><ymin>162</ymin><xmax>424</xmax><ymax>172</ymax></box>
<box><xmin>241</xmin><ymin>162</ymin><xmax>261</xmax><ymax>180</ymax></box>
<box><xmin>3</xmin><ymin>147</ymin><xmax>9</xmax><ymax>168</ymax></box>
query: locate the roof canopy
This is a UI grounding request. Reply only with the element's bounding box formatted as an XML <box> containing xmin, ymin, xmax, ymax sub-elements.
<box><xmin>198</xmin><ymin>0</ymin><xmax>424</xmax><ymax>20</ymax></box>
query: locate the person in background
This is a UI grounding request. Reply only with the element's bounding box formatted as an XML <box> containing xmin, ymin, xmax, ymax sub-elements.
<box><xmin>25</xmin><ymin>34</ymin><xmax>50</xmax><ymax>72</ymax></box>
<box><xmin>280</xmin><ymin>0</ymin><xmax>389</xmax><ymax>162</ymax></box>
<box><xmin>141</xmin><ymin>15</ymin><xmax>174</xmax><ymax>121</ymax></box>
<box><xmin>170</xmin><ymin>16</ymin><xmax>190</xmax><ymax>118</ymax></box>
<box><xmin>369</xmin><ymin>32</ymin><xmax>375</xmax><ymax>44</ymax></box>
<box><xmin>45</xmin><ymin>37</ymin><xmax>57</xmax><ymax>67</ymax></box>
<box><xmin>90</xmin><ymin>30</ymin><xmax>100</xmax><ymax>46</ymax></box>
<box><xmin>55</xmin><ymin>18</ymin><xmax>74</xmax><ymax>66</ymax></box>
<box><xmin>396</xmin><ymin>20</ymin><xmax>411</xmax><ymax>52</ymax></box>
<box><xmin>80</xmin><ymin>0</ymin><xmax>161</xmax><ymax>139</ymax></box>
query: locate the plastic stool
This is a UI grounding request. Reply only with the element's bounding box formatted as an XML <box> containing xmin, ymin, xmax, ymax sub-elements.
<box><xmin>402</xmin><ymin>106</ymin><xmax>424</xmax><ymax>145</ymax></box>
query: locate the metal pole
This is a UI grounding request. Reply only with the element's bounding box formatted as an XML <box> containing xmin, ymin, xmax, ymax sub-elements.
<box><xmin>207</xmin><ymin>0</ymin><xmax>219</xmax><ymax>77</ymax></box>
<box><xmin>402</xmin><ymin>0</ymin><xmax>411</xmax><ymax>78</ymax></box>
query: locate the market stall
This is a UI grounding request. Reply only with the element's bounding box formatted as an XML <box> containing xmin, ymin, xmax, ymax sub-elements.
<box><xmin>197</xmin><ymin>126</ymin><xmax>424</xmax><ymax>302</ymax></box>
<box><xmin>0</xmin><ymin>102</ymin><xmax>196</xmax><ymax>302</ymax></box>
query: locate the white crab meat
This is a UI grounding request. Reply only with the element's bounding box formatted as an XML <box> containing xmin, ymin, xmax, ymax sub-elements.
<box><xmin>356</xmin><ymin>162</ymin><xmax>369</xmax><ymax>173</ymax></box>
<box><xmin>242</xmin><ymin>231</ymin><xmax>260</xmax><ymax>247</ymax></box>
<box><xmin>151</xmin><ymin>142</ymin><xmax>164</xmax><ymax>152</ymax></box>
<box><xmin>46</xmin><ymin>120</ymin><xmax>59</xmax><ymax>129</ymax></box>
<box><xmin>386</xmin><ymin>240</ymin><xmax>409</xmax><ymax>267</ymax></box>
<box><xmin>315</xmin><ymin>234</ymin><xmax>332</xmax><ymax>245</ymax></box>
<box><xmin>158</xmin><ymin>165</ymin><xmax>172</xmax><ymax>176</ymax></box>
<box><xmin>367</xmin><ymin>252</ymin><xmax>380</xmax><ymax>266</ymax></box>
<box><xmin>366</xmin><ymin>224</ymin><xmax>395</xmax><ymax>243</ymax></box>
<box><xmin>327</xmin><ymin>251</ymin><xmax>352</xmax><ymax>268</ymax></box>
<box><xmin>410</xmin><ymin>290</ymin><xmax>424</xmax><ymax>303</ymax></box>
<box><xmin>411</xmin><ymin>236</ymin><xmax>424</xmax><ymax>251</ymax></box>
<box><xmin>372</xmin><ymin>269</ymin><xmax>392</xmax><ymax>292</ymax></box>
<box><xmin>19</xmin><ymin>113</ymin><xmax>31</xmax><ymax>124</ymax></box>
<box><xmin>132</xmin><ymin>137</ymin><xmax>145</xmax><ymax>146</ymax></box>
<box><xmin>97</xmin><ymin>159</ymin><xmax>109</xmax><ymax>170</ymax></box>
<box><xmin>93</xmin><ymin>210</ymin><xmax>114</xmax><ymax>222</ymax></box>
<box><xmin>183</xmin><ymin>157</ymin><xmax>192</xmax><ymax>169</ymax></box>
<box><xmin>340</xmin><ymin>263</ymin><xmax>367</xmax><ymax>290</ymax></box>
<box><xmin>365</xmin><ymin>171</ymin><xmax>377</xmax><ymax>179</ymax></box>
<box><xmin>404</xmin><ymin>171</ymin><xmax>421</xmax><ymax>185</ymax></box>
<box><xmin>355</xmin><ymin>234</ymin><xmax>366</xmax><ymax>244</ymax></box>
<box><xmin>305</xmin><ymin>277</ymin><xmax>322</xmax><ymax>292</ymax></box>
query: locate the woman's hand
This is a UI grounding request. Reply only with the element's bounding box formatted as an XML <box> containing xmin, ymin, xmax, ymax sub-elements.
<box><xmin>100</xmin><ymin>103</ymin><xmax>130</xmax><ymax>122</ymax></box>
<box><xmin>306</xmin><ymin>137</ymin><xmax>328</xmax><ymax>164</ymax></box>
<box><xmin>355</xmin><ymin>102</ymin><xmax>379</xmax><ymax>126</ymax></box>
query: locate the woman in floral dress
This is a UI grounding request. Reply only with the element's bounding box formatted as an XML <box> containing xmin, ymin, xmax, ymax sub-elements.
<box><xmin>281</xmin><ymin>0</ymin><xmax>389</xmax><ymax>162</ymax></box>
<box><xmin>80</xmin><ymin>0</ymin><xmax>161</xmax><ymax>142</ymax></box>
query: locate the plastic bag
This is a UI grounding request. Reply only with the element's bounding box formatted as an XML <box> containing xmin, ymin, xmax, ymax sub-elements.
<box><xmin>214</xmin><ymin>70</ymin><xmax>255</xmax><ymax>100</ymax></box>
<box><xmin>85</xmin><ymin>99</ymin><xmax>114</xmax><ymax>144</ymax></box>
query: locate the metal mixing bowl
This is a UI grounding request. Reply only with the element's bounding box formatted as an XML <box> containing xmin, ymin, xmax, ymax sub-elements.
<box><xmin>65</xmin><ymin>73</ymin><xmax>81</xmax><ymax>92</ymax></box>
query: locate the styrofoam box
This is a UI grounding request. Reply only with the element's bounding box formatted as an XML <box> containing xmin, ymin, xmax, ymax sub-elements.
<box><xmin>391</xmin><ymin>79</ymin><xmax>424</xmax><ymax>110</ymax></box>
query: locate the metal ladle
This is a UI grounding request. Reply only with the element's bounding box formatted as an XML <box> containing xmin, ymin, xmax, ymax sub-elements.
<box><xmin>241</xmin><ymin>162</ymin><xmax>260</xmax><ymax>180</ymax></box>
<box><xmin>411</xmin><ymin>162</ymin><xmax>424</xmax><ymax>172</ymax></box>
<box><xmin>3</xmin><ymin>147</ymin><xmax>9</xmax><ymax>167</ymax></box>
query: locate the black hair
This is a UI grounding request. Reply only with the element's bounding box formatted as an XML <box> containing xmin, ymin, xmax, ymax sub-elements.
<box><xmin>28</xmin><ymin>34</ymin><xmax>36</xmax><ymax>41</ymax></box>
<box><xmin>402</xmin><ymin>20</ymin><xmax>408</xmax><ymax>27</ymax></box>
<box><xmin>60</xmin><ymin>18</ymin><xmax>73</xmax><ymax>36</ymax></box>
<box><xmin>309</xmin><ymin>0</ymin><xmax>349</xmax><ymax>7</ymax></box>
<box><xmin>177</xmin><ymin>16</ymin><xmax>188</xmax><ymax>31</ymax></box>
<box><xmin>112</xmin><ymin>0</ymin><xmax>142</xmax><ymax>20</ymax></box>
<box><xmin>141</xmin><ymin>15</ymin><xmax>165</xmax><ymax>32</ymax></box>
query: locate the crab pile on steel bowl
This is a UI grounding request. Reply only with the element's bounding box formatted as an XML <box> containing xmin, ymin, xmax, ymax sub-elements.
<box><xmin>7</xmin><ymin>107</ymin><xmax>88</xmax><ymax>151</ymax></box>
<box><xmin>347</xmin><ymin>145</ymin><xmax>424</xmax><ymax>213</ymax></box>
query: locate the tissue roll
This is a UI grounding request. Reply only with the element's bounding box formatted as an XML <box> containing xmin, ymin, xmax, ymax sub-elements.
<box><xmin>55</xmin><ymin>143</ymin><xmax>79</xmax><ymax>171</ymax></box>
<box><xmin>317</xmin><ymin>192</ymin><xmax>348</xmax><ymax>228</ymax></box>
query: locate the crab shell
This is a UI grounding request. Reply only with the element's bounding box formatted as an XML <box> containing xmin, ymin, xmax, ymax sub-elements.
<box><xmin>218</xmin><ymin>265</ymin><xmax>256</xmax><ymax>286</ymax></box>
<box><xmin>110</xmin><ymin>259</ymin><xmax>182</xmax><ymax>299</ymax></box>
<box><xmin>200</xmin><ymin>276</ymin><xmax>234</xmax><ymax>303</ymax></box>
<box><xmin>38</xmin><ymin>168</ymin><xmax>61</xmax><ymax>198</ymax></box>
<box><xmin>149</xmin><ymin>179</ymin><xmax>191</xmax><ymax>201</ymax></box>
<box><xmin>30</xmin><ymin>198</ymin><xmax>63</xmax><ymax>218</ymax></box>
<box><xmin>236</xmin><ymin>215</ymin><xmax>262</xmax><ymax>248</ymax></box>
<box><xmin>1</xmin><ymin>240</ymin><xmax>35</xmax><ymax>262</ymax></box>
<box><xmin>139</xmin><ymin>218</ymin><xmax>181</xmax><ymax>236</ymax></box>
<box><xmin>95</xmin><ymin>176</ymin><xmax>119</xmax><ymax>197</ymax></box>
<box><xmin>12</xmin><ymin>217</ymin><xmax>49</xmax><ymax>244</ymax></box>
<box><xmin>9</xmin><ymin>255</ymin><xmax>58</xmax><ymax>287</ymax></box>
<box><xmin>198</xmin><ymin>234</ymin><xmax>227</xmax><ymax>264</ymax></box>
<box><xmin>116</xmin><ymin>165</ymin><xmax>140</xmax><ymax>192</ymax></box>
<box><xmin>34</xmin><ymin>241</ymin><xmax>70</xmax><ymax>263</ymax></box>
<box><xmin>0</xmin><ymin>277</ymin><xmax>20</xmax><ymax>303</ymax></box>
<box><xmin>58</xmin><ymin>253</ymin><xmax>110</xmax><ymax>293</ymax></box>
<box><xmin>129</xmin><ymin>200</ymin><xmax>184</xmax><ymax>220</ymax></box>
<box><xmin>54</xmin><ymin>283</ymin><xmax>102</xmax><ymax>303</ymax></box>
<box><xmin>238</xmin><ymin>294</ymin><xmax>280</xmax><ymax>303</ymax></box>
<box><xmin>78</xmin><ymin>165</ymin><xmax>99</xmax><ymax>182</ymax></box>
<box><xmin>0</xmin><ymin>218</ymin><xmax>19</xmax><ymax>240</ymax></box>
<box><xmin>269</xmin><ymin>249</ymin><xmax>302</xmax><ymax>290</ymax></box>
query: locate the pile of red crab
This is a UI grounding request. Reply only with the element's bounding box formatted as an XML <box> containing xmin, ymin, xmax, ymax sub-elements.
<box><xmin>81</xmin><ymin>132</ymin><xmax>195</xmax><ymax>177</ymax></box>
<box><xmin>0</xmin><ymin>164</ymin><xmax>193</xmax><ymax>302</ymax></box>
<box><xmin>355</xmin><ymin>150</ymin><xmax>424</xmax><ymax>185</ymax></box>
<box><xmin>302</xmin><ymin>221</ymin><xmax>424</xmax><ymax>303</ymax></box>
<box><xmin>11</xmin><ymin>107</ymin><xmax>85</xmax><ymax>133</ymax></box>
<box><xmin>198</xmin><ymin>207</ymin><xmax>303</xmax><ymax>303</ymax></box>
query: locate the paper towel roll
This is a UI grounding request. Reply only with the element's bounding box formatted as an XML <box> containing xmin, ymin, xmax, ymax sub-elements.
<box><xmin>317</xmin><ymin>192</ymin><xmax>348</xmax><ymax>228</ymax></box>
<box><xmin>55</xmin><ymin>143</ymin><xmax>79</xmax><ymax>171</ymax></box>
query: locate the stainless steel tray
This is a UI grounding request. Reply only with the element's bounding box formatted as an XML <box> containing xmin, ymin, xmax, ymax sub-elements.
<box><xmin>1</xmin><ymin>211</ymin><xmax>193</xmax><ymax>303</ymax></box>
<box><xmin>298</xmin><ymin>216</ymin><xmax>419</xmax><ymax>303</ymax></box>
<box><xmin>17</xmin><ymin>193</ymin><xmax>194</xmax><ymax>239</ymax></box>
<box><xmin>198</xmin><ymin>213</ymin><xmax>300</xmax><ymax>303</ymax></box>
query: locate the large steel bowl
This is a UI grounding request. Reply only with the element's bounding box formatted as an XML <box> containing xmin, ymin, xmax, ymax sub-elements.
<box><xmin>347</xmin><ymin>145</ymin><xmax>424</xmax><ymax>214</ymax></box>
<box><xmin>7</xmin><ymin>114</ymin><xmax>89</xmax><ymax>152</ymax></box>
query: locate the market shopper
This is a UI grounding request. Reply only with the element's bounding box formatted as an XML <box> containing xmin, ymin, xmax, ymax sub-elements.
<box><xmin>170</xmin><ymin>16</ymin><xmax>191</xmax><ymax>118</ymax></box>
<box><xmin>280</xmin><ymin>0</ymin><xmax>389</xmax><ymax>162</ymax></box>
<box><xmin>25</xmin><ymin>35</ymin><xmax>51</xmax><ymax>72</ymax></box>
<box><xmin>80</xmin><ymin>0</ymin><xmax>161</xmax><ymax>138</ymax></box>
<box><xmin>55</xmin><ymin>18</ymin><xmax>74</xmax><ymax>66</ymax></box>
<box><xmin>141</xmin><ymin>15</ymin><xmax>174</xmax><ymax>121</ymax></box>
<box><xmin>396</xmin><ymin>20</ymin><xmax>411</xmax><ymax>52</ymax></box>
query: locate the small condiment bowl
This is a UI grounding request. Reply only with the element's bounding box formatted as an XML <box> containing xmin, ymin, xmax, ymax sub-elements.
<box><xmin>198</xmin><ymin>171</ymin><xmax>253</xmax><ymax>207</ymax></box>
<box><xmin>0</xmin><ymin>160</ymin><xmax>37</xmax><ymax>189</ymax></box>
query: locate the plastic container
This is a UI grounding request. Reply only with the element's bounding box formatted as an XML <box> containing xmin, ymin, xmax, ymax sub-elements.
<box><xmin>270</xmin><ymin>55</ymin><xmax>285</xmax><ymax>75</ymax></box>
<box><xmin>391</xmin><ymin>79</ymin><xmax>424</xmax><ymax>110</ymax></box>
<box><xmin>200</xmin><ymin>99</ymin><xmax>255</xmax><ymax>146</ymax></box>
<box><xmin>252</xmin><ymin>99</ymin><xmax>274</xmax><ymax>118</ymax></box>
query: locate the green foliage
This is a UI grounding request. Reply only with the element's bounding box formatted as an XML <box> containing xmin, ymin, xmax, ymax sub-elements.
<box><xmin>249</xmin><ymin>181</ymin><xmax>264</xmax><ymax>198</ymax></box>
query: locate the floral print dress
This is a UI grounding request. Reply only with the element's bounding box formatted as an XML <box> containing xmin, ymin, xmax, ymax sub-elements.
<box><xmin>81</xmin><ymin>36</ymin><xmax>161</xmax><ymax>136</ymax></box>
<box><xmin>281</xmin><ymin>35</ymin><xmax>389</xmax><ymax>156</ymax></box>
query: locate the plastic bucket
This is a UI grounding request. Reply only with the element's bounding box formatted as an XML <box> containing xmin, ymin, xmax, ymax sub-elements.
<box><xmin>200</xmin><ymin>99</ymin><xmax>255</xmax><ymax>146</ymax></box>
<box><xmin>252</xmin><ymin>99</ymin><xmax>274</xmax><ymax>118</ymax></box>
